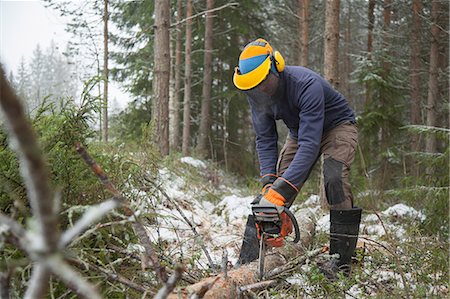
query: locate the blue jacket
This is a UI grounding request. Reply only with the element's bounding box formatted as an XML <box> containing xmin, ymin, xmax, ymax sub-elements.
<box><xmin>247</xmin><ymin>66</ymin><xmax>355</xmax><ymax>187</ymax></box>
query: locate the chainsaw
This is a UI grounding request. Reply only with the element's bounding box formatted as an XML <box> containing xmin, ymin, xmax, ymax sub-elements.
<box><xmin>252</xmin><ymin>204</ymin><xmax>300</xmax><ymax>279</ymax></box>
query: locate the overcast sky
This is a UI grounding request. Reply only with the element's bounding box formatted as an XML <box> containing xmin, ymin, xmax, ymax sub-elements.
<box><xmin>0</xmin><ymin>0</ymin><xmax>130</xmax><ymax>110</ymax></box>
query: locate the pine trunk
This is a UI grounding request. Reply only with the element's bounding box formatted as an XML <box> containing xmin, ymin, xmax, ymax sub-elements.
<box><xmin>182</xmin><ymin>0</ymin><xmax>193</xmax><ymax>156</ymax></box>
<box><xmin>365</xmin><ymin>0</ymin><xmax>375</xmax><ymax>107</ymax></box>
<box><xmin>425</xmin><ymin>0</ymin><xmax>442</xmax><ymax>156</ymax></box>
<box><xmin>197</xmin><ymin>0</ymin><xmax>215</xmax><ymax>157</ymax></box>
<box><xmin>367</xmin><ymin>0</ymin><xmax>375</xmax><ymax>58</ymax></box>
<box><xmin>297</xmin><ymin>0</ymin><xmax>309</xmax><ymax>67</ymax></box>
<box><xmin>343</xmin><ymin>1</ymin><xmax>352</xmax><ymax>100</ymax></box>
<box><xmin>323</xmin><ymin>0</ymin><xmax>340</xmax><ymax>88</ymax></box>
<box><xmin>170</xmin><ymin>0</ymin><xmax>183</xmax><ymax>152</ymax></box>
<box><xmin>409</xmin><ymin>0</ymin><xmax>423</xmax><ymax>172</ymax></box>
<box><xmin>154</xmin><ymin>0</ymin><xmax>171</xmax><ymax>156</ymax></box>
<box><xmin>102</xmin><ymin>0</ymin><xmax>109</xmax><ymax>143</ymax></box>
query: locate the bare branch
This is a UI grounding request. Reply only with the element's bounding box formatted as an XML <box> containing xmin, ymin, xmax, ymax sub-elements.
<box><xmin>0</xmin><ymin>212</ymin><xmax>26</xmax><ymax>240</ymax></box>
<box><xmin>46</xmin><ymin>255</ymin><xmax>101</xmax><ymax>299</ymax></box>
<box><xmin>221</xmin><ymin>249</ymin><xmax>228</xmax><ymax>279</ymax></box>
<box><xmin>23</xmin><ymin>263</ymin><xmax>50</xmax><ymax>299</ymax></box>
<box><xmin>59</xmin><ymin>198</ymin><xmax>121</xmax><ymax>249</ymax></box>
<box><xmin>170</xmin><ymin>3</ymin><xmax>239</xmax><ymax>28</ymax></box>
<box><xmin>69</xmin><ymin>258</ymin><xmax>150</xmax><ymax>294</ymax></box>
<box><xmin>0</xmin><ymin>267</ymin><xmax>15</xmax><ymax>299</ymax></box>
<box><xmin>154</xmin><ymin>265</ymin><xmax>184</xmax><ymax>299</ymax></box>
<box><xmin>0</xmin><ymin>65</ymin><xmax>58</xmax><ymax>251</ymax></box>
<box><xmin>147</xmin><ymin>179</ymin><xmax>215</xmax><ymax>269</ymax></box>
<box><xmin>265</xmin><ymin>247</ymin><xmax>325</xmax><ymax>280</ymax></box>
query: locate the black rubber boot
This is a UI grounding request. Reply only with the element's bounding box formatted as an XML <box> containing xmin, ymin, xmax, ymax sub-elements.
<box><xmin>320</xmin><ymin>207</ymin><xmax>362</xmax><ymax>280</ymax></box>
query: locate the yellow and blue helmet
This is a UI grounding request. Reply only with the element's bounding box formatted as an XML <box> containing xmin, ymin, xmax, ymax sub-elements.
<box><xmin>233</xmin><ymin>38</ymin><xmax>285</xmax><ymax>91</ymax></box>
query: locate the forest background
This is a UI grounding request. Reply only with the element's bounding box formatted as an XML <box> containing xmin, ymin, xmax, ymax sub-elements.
<box><xmin>0</xmin><ymin>0</ymin><xmax>449</xmax><ymax>298</ymax></box>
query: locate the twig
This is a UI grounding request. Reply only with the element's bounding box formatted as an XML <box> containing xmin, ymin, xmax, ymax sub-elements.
<box><xmin>0</xmin><ymin>268</ymin><xmax>14</xmax><ymax>299</ymax></box>
<box><xmin>75</xmin><ymin>143</ymin><xmax>168</xmax><ymax>283</ymax></box>
<box><xmin>153</xmin><ymin>265</ymin><xmax>185</xmax><ymax>299</ymax></box>
<box><xmin>23</xmin><ymin>264</ymin><xmax>51</xmax><ymax>299</ymax></box>
<box><xmin>374</xmin><ymin>212</ymin><xmax>411</xmax><ymax>297</ymax></box>
<box><xmin>46</xmin><ymin>256</ymin><xmax>101</xmax><ymax>299</ymax></box>
<box><xmin>146</xmin><ymin>178</ymin><xmax>215</xmax><ymax>270</ymax></box>
<box><xmin>170</xmin><ymin>3</ymin><xmax>239</xmax><ymax>28</ymax></box>
<box><xmin>69</xmin><ymin>258</ymin><xmax>150</xmax><ymax>293</ymax></box>
<box><xmin>221</xmin><ymin>248</ymin><xmax>228</xmax><ymax>279</ymax></box>
<box><xmin>59</xmin><ymin>198</ymin><xmax>121</xmax><ymax>248</ymax></box>
<box><xmin>265</xmin><ymin>247</ymin><xmax>325</xmax><ymax>279</ymax></box>
<box><xmin>0</xmin><ymin>212</ymin><xmax>26</xmax><ymax>240</ymax></box>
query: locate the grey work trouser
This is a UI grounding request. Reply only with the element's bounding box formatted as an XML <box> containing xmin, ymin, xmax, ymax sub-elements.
<box><xmin>276</xmin><ymin>123</ymin><xmax>358</xmax><ymax>210</ymax></box>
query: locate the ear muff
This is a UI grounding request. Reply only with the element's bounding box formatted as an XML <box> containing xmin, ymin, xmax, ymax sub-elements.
<box><xmin>273</xmin><ymin>51</ymin><xmax>285</xmax><ymax>73</ymax></box>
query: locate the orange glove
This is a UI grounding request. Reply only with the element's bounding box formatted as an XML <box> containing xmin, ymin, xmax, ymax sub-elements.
<box><xmin>263</xmin><ymin>177</ymin><xmax>299</xmax><ymax>207</ymax></box>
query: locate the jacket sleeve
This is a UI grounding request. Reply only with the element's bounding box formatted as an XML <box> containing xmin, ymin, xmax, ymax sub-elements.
<box><xmin>249</xmin><ymin>100</ymin><xmax>278</xmax><ymax>177</ymax></box>
<box><xmin>281</xmin><ymin>78</ymin><xmax>324</xmax><ymax>187</ymax></box>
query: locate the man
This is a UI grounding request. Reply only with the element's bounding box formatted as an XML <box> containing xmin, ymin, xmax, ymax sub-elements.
<box><xmin>234</xmin><ymin>38</ymin><xmax>362</xmax><ymax>279</ymax></box>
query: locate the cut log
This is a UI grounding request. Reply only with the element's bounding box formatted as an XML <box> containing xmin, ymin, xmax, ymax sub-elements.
<box><xmin>168</xmin><ymin>208</ymin><xmax>317</xmax><ymax>299</ymax></box>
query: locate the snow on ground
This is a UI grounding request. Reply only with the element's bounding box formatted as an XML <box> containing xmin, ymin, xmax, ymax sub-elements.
<box><xmin>180</xmin><ymin>156</ymin><xmax>207</xmax><ymax>169</ymax></box>
<box><xmin>125</xmin><ymin>157</ymin><xmax>432</xmax><ymax>296</ymax></box>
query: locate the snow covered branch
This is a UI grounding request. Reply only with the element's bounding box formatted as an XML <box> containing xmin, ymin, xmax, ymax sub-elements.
<box><xmin>0</xmin><ymin>65</ymin><xmax>58</xmax><ymax>252</ymax></box>
<box><xmin>59</xmin><ymin>197</ymin><xmax>121</xmax><ymax>248</ymax></box>
<box><xmin>146</xmin><ymin>177</ymin><xmax>216</xmax><ymax>269</ymax></box>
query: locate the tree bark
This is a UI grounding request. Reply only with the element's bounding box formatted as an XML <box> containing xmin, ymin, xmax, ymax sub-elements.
<box><xmin>367</xmin><ymin>0</ymin><xmax>375</xmax><ymax>59</ymax></box>
<box><xmin>323</xmin><ymin>0</ymin><xmax>340</xmax><ymax>88</ymax></box>
<box><xmin>182</xmin><ymin>0</ymin><xmax>193</xmax><ymax>156</ymax></box>
<box><xmin>102</xmin><ymin>0</ymin><xmax>109</xmax><ymax>143</ymax></box>
<box><xmin>409</xmin><ymin>0</ymin><xmax>423</xmax><ymax>172</ymax></box>
<box><xmin>377</xmin><ymin>0</ymin><xmax>392</xmax><ymax>190</ymax></box>
<box><xmin>171</xmin><ymin>0</ymin><xmax>183</xmax><ymax>152</ymax></box>
<box><xmin>343</xmin><ymin>1</ymin><xmax>352</xmax><ymax>100</ymax></box>
<box><xmin>297</xmin><ymin>0</ymin><xmax>309</xmax><ymax>66</ymax></box>
<box><xmin>365</xmin><ymin>0</ymin><xmax>376</xmax><ymax>107</ymax></box>
<box><xmin>425</xmin><ymin>0</ymin><xmax>442</xmax><ymax>156</ymax></box>
<box><xmin>154</xmin><ymin>0</ymin><xmax>171</xmax><ymax>156</ymax></box>
<box><xmin>197</xmin><ymin>0</ymin><xmax>215</xmax><ymax>157</ymax></box>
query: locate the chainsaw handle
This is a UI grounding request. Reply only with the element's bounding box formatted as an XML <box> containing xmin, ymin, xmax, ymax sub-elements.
<box><xmin>284</xmin><ymin>207</ymin><xmax>300</xmax><ymax>243</ymax></box>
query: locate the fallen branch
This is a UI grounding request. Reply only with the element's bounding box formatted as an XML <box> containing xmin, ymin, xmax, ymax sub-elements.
<box><xmin>154</xmin><ymin>265</ymin><xmax>185</xmax><ymax>299</ymax></box>
<box><xmin>146</xmin><ymin>178</ymin><xmax>215</xmax><ymax>270</ymax></box>
<box><xmin>69</xmin><ymin>258</ymin><xmax>151</xmax><ymax>294</ymax></box>
<box><xmin>265</xmin><ymin>247</ymin><xmax>326</xmax><ymax>280</ymax></box>
<box><xmin>75</xmin><ymin>143</ymin><xmax>168</xmax><ymax>283</ymax></box>
<box><xmin>167</xmin><ymin>208</ymin><xmax>317</xmax><ymax>299</ymax></box>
